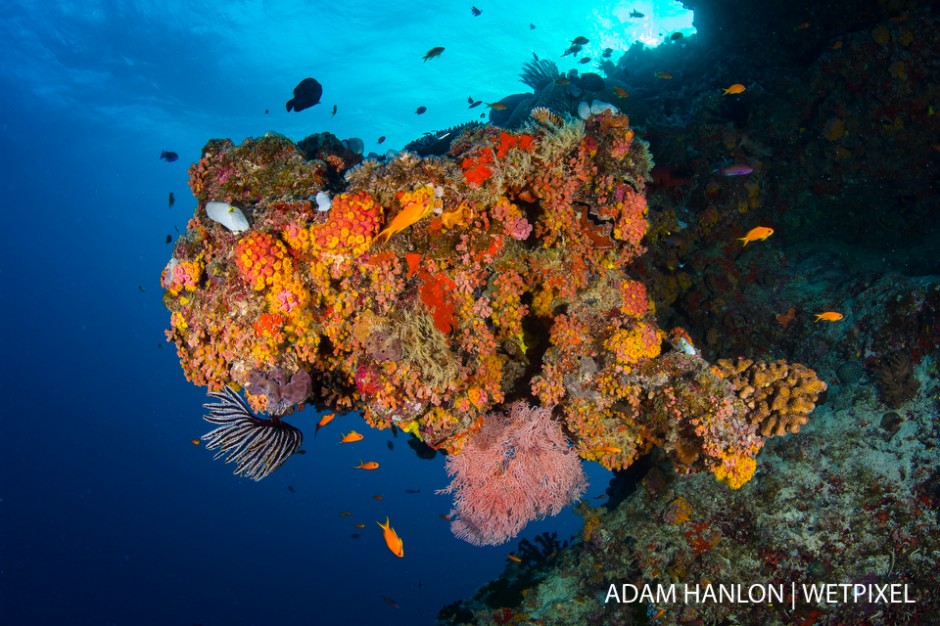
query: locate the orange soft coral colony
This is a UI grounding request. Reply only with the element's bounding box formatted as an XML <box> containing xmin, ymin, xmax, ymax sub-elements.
<box><xmin>713</xmin><ymin>454</ymin><xmax>758</xmax><ymax>490</ymax></box>
<box><xmin>310</xmin><ymin>190</ymin><xmax>382</xmax><ymax>256</ymax></box>
<box><xmin>234</xmin><ymin>232</ymin><xmax>292</xmax><ymax>292</ymax></box>
<box><xmin>619</xmin><ymin>279</ymin><xmax>650</xmax><ymax>317</ymax></box>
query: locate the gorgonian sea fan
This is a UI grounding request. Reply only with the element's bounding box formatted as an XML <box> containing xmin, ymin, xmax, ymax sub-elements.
<box><xmin>438</xmin><ymin>402</ymin><xmax>587</xmax><ymax>546</ymax></box>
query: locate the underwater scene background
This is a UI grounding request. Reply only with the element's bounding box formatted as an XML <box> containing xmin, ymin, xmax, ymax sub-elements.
<box><xmin>1</xmin><ymin>0</ymin><xmax>938</xmax><ymax>625</ymax></box>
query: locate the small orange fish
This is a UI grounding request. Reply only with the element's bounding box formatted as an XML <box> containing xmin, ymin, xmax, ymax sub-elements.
<box><xmin>507</xmin><ymin>554</ymin><xmax>522</xmax><ymax>563</ymax></box>
<box><xmin>339</xmin><ymin>511</ymin><xmax>352</xmax><ymax>517</ymax></box>
<box><xmin>354</xmin><ymin>523</ymin><xmax>366</xmax><ymax>528</ymax></box>
<box><xmin>375</xmin><ymin>196</ymin><xmax>436</xmax><ymax>244</ymax></box>
<box><xmin>555</xmin><ymin>78</ymin><xmax>571</xmax><ymax>86</ymax></box>
<box><xmin>377</xmin><ymin>517</ymin><xmax>404</xmax><ymax>557</ymax></box>
<box><xmin>815</xmin><ymin>311</ymin><xmax>843</xmax><ymax>322</ymax></box>
<box><xmin>191</xmin><ymin>439</ymin><xmax>201</xmax><ymax>445</ymax></box>
<box><xmin>795</xmin><ymin>22</ymin><xmax>810</xmax><ymax>30</ymax></box>
<box><xmin>738</xmin><ymin>226</ymin><xmax>774</xmax><ymax>246</ymax></box>
<box><xmin>613</xmin><ymin>87</ymin><xmax>629</xmax><ymax>98</ymax></box>
<box><xmin>832</xmin><ymin>40</ymin><xmax>843</xmax><ymax>50</ymax></box>
<box><xmin>440</xmin><ymin>513</ymin><xmax>453</xmax><ymax>521</ymax></box>
<box><xmin>655</xmin><ymin>71</ymin><xmax>673</xmax><ymax>79</ymax></box>
<box><xmin>722</xmin><ymin>83</ymin><xmax>746</xmax><ymax>95</ymax></box>
<box><xmin>486</xmin><ymin>102</ymin><xmax>508</xmax><ymax>110</ymax></box>
<box><xmin>596</xmin><ymin>445</ymin><xmax>622</xmax><ymax>454</ymax></box>
<box><xmin>355</xmin><ymin>460</ymin><xmax>380</xmax><ymax>470</ymax></box>
<box><xmin>315</xmin><ymin>413</ymin><xmax>335</xmax><ymax>438</ymax></box>
<box><xmin>373</xmin><ymin>494</ymin><xmax>384</xmax><ymax>501</ymax></box>
<box><xmin>651</xmin><ymin>608</ymin><xmax>667</xmax><ymax>621</ymax></box>
<box><xmin>340</xmin><ymin>430</ymin><xmax>364</xmax><ymax>443</ymax></box>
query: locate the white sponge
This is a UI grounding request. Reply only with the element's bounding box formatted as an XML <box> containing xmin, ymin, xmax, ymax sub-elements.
<box><xmin>205</xmin><ymin>202</ymin><xmax>249</xmax><ymax>233</ymax></box>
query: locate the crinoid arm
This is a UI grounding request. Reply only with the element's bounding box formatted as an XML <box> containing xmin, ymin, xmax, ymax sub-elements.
<box><xmin>201</xmin><ymin>386</ymin><xmax>303</xmax><ymax>481</ymax></box>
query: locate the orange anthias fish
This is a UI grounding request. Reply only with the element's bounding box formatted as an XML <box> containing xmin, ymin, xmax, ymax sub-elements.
<box><xmin>613</xmin><ymin>87</ymin><xmax>629</xmax><ymax>98</ymax></box>
<box><xmin>340</xmin><ymin>430</ymin><xmax>364</xmax><ymax>443</ymax></box>
<box><xmin>507</xmin><ymin>554</ymin><xmax>522</xmax><ymax>563</ymax></box>
<box><xmin>738</xmin><ymin>226</ymin><xmax>774</xmax><ymax>246</ymax></box>
<box><xmin>486</xmin><ymin>102</ymin><xmax>508</xmax><ymax>110</ymax></box>
<box><xmin>815</xmin><ymin>311</ymin><xmax>844</xmax><ymax>322</ymax></box>
<box><xmin>191</xmin><ymin>439</ymin><xmax>201</xmax><ymax>446</ymax></box>
<box><xmin>355</xmin><ymin>460</ymin><xmax>380</xmax><ymax>470</ymax></box>
<box><xmin>722</xmin><ymin>83</ymin><xmax>746</xmax><ymax>95</ymax></box>
<box><xmin>375</xmin><ymin>199</ymin><xmax>435</xmax><ymax>245</ymax></box>
<box><xmin>655</xmin><ymin>71</ymin><xmax>673</xmax><ymax>79</ymax></box>
<box><xmin>377</xmin><ymin>517</ymin><xmax>404</xmax><ymax>557</ymax></box>
<box><xmin>315</xmin><ymin>413</ymin><xmax>335</xmax><ymax>438</ymax></box>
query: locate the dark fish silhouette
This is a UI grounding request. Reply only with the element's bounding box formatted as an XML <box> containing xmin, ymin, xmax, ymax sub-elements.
<box><xmin>629</xmin><ymin>9</ymin><xmax>644</xmax><ymax>18</ymax></box>
<box><xmin>160</xmin><ymin>150</ymin><xmax>178</xmax><ymax>162</ymax></box>
<box><xmin>670</xmin><ymin>32</ymin><xmax>684</xmax><ymax>40</ymax></box>
<box><xmin>138</xmin><ymin>285</ymin><xmax>146</xmax><ymax>293</ymax></box>
<box><xmin>571</xmin><ymin>36</ymin><xmax>589</xmax><ymax>45</ymax></box>
<box><xmin>168</xmin><ymin>192</ymin><xmax>175</xmax><ymax>208</ymax></box>
<box><xmin>264</xmin><ymin>108</ymin><xmax>269</xmax><ymax>114</ymax></box>
<box><xmin>387</xmin><ymin>440</ymin><xmax>394</xmax><ymax>451</ymax></box>
<box><xmin>377</xmin><ymin>136</ymin><xmax>386</xmax><ymax>144</ymax></box>
<box><xmin>416</xmin><ymin>106</ymin><xmax>427</xmax><ymax>115</ymax></box>
<box><xmin>423</xmin><ymin>46</ymin><xmax>445</xmax><ymax>62</ymax></box>
<box><xmin>286</xmin><ymin>77</ymin><xmax>323</xmax><ymax>112</ymax></box>
<box><xmin>468</xmin><ymin>95</ymin><xmax>482</xmax><ymax>108</ymax></box>
<box><xmin>165</xmin><ymin>234</ymin><xmax>172</xmax><ymax>244</ymax></box>
<box><xmin>602</xmin><ymin>47</ymin><xmax>613</xmax><ymax>58</ymax></box>
<box><xmin>405</xmin><ymin>489</ymin><xmax>420</xmax><ymax>494</ymax></box>
<box><xmin>331</xmin><ymin>104</ymin><xmax>337</xmax><ymax>117</ymax></box>
<box><xmin>471</xmin><ymin>6</ymin><xmax>481</xmax><ymax>16</ymax></box>
<box><xmin>383</xmin><ymin>595</ymin><xmax>399</xmax><ymax>609</ymax></box>
<box><xmin>288</xmin><ymin>485</ymin><xmax>296</xmax><ymax>493</ymax></box>
<box><xmin>579</xmin><ymin>57</ymin><xmax>591</xmax><ymax>64</ymax></box>
<box><xmin>351</xmin><ymin>533</ymin><xmax>362</xmax><ymax>539</ymax></box>
<box><xmin>530</xmin><ymin>23</ymin><xmax>536</xmax><ymax>29</ymax></box>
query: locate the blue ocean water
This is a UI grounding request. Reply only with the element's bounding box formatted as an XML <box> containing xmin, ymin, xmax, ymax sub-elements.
<box><xmin>0</xmin><ymin>1</ymin><xmax>693</xmax><ymax>624</ymax></box>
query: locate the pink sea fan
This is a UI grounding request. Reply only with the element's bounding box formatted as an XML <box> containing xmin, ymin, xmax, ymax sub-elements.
<box><xmin>438</xmin><ymin>402</ymin><xmax>587</xmax><ymax>546</ymax></box>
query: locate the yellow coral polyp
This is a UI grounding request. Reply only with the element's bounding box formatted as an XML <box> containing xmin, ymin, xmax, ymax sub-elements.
<box><xmin>170</xmin><ymin>311</ymin><xmax>188</xmax><ymax>330</ymax></box>
<box><xmin>466</xmin><ymin>386</ymin><xmax>488</xmax><ymax>410</ymax></box>
<box><xmin>713</xmin><ymin>455</ymin><xmax>757</xmax><ymax>489</ymax></box>
<box><xmin>234</xmin><ymin>232</ymin><xmax>292</xmax><ymax>291</ymax></box>
<box><xmin>604</xmin><ymin>323</ymin><xmax>662</xmax><ymax>365</ymax></box>
<box><xmin>311</xmin><ymin>191</ymin><xmax>382</xmax><ymax>257</ymax></box>
<box><xmin>168</xmin><ymin>259</ymin><xmax>204</xmax><ymax>296</ymax></box>
<box><xmin>619</xmin><ymin>280</ymin><xmax>650</xmax><ymax>318</ymax></box>
<box><xmin>266</xmin><ymin>278</ymin><xmax>309</xmax><ymax>315</ymax></box>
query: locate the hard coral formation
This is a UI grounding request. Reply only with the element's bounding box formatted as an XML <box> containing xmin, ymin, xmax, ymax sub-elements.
<box><xmin>165</xmin><ymin>112</ymin><xmax>823</xmax><ymax>499</ymax></box>
<box><xmin>714</xmin><ymin>358</ymin><xmax>827</xmax><ymax>437</ymax></box>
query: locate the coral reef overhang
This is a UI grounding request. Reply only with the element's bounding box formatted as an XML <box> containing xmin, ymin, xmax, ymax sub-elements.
<box><xmin>163</xmin><ymin>114</ymin><xmax>825</xmax><ymax>494</ymax></box>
